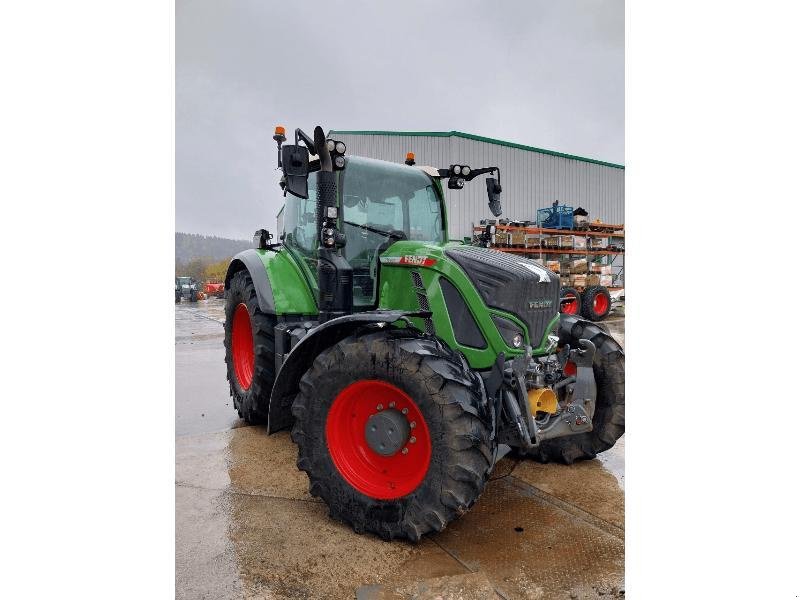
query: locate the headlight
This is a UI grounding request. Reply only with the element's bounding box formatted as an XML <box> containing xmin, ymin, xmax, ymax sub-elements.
<box><xmin>452</xmin><ymin>165</ymin><xmax>462</xmax><ymax>175</ymax></box>
<box><xmin>491</xmin><ymin>315</ymin><xmax>526</xmax><ymax>349</ymax></box>
<box><xmin>326</xmin><ymin>139</ymin><xmax>335</xmax><ymax>152</ymax></box>
<box><xmin>335</xmin><ymin>141</ymin><xmax>346</xmax><ymax>154</ymax></box>
<box><xmin>462</xmin><ymin>166</ymin><xmax>471</xmax><ymax>176</ymax></box>
<box><xmin>334</xmin><ymin>155</ymin><xmax>345</xmax><ymax>168</ymax></box>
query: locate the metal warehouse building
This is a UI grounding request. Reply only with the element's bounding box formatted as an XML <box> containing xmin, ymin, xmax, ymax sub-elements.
<box><xmin>329</xmin><ymin>130</ymin><xmax>624</xmax><ymax>241</ymax></box>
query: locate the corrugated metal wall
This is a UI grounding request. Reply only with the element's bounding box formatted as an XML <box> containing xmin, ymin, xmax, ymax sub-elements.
<box><xmin>333</xmin><ymin>133</ymin><xmax>624</xmax><ymax>241</ymax></box>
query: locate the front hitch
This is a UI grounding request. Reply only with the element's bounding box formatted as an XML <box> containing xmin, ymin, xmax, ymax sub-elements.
<box><xmin>535</xmin><ymin>339</ymin><xmax>597</xmax><ymax>442</ymax></box>
<box><xmin>492</xmin><ymin>338</ymin><xmax>598</xmax><ymax>449</ymax></box>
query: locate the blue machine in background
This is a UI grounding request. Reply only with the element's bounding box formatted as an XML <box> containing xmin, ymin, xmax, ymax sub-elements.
<box><xmin>537</xmin><ymin>201</ymin><xmax>574</xmax><ymax>230</ymax></box>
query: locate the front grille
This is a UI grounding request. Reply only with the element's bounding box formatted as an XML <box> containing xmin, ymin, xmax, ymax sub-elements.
<box><xmin>416</xmin><ymin>292</ymin><xmax>430</xmax><ymax>311</ymax></box>
<box><xmin>445</xmin><ymin>246</ymin><xmax>560</xmax><ymax>346</ymax></box>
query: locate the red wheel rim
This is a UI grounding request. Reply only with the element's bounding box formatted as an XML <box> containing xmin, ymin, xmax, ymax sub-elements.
<box><xmin>231</xmin><ymin>303</ymin><xmax>254</xmax><ymax>390</ymax></box>
<box><xmin>593</xmin><ymin>292</ymin><xmax>609</xmax><ymax>315</ymax></box>
<box><xmin>562</xmin><ymin>292</ymin><xmax>578</xmax><ymax>314</ymax></box>
<box><xmin>325</xmin><ymin>380</ymin><xmax>432</xmax><ymax>500</ymax></box>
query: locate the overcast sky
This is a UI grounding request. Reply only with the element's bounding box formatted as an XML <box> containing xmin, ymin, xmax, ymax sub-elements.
<box><xmin>176</xmin><ymin>0</ymin><xmax>624</xmax><ymax>239</ymax></box>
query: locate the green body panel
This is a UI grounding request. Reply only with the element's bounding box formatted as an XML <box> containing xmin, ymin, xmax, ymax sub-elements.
<box><xmin>378</xmin><ymin>240</ymin><xmax>559</xmax><ymax>369</ymax></box>
<box><xmin>255</xmin><ymin>248</ymin><xmax>318</xmax><ymax>315</ymax></box>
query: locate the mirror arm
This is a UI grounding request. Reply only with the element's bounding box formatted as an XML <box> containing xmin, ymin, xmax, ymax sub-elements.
<box><xmin>295</xmin><ymin>128</ymin><xmax>316</xmax><ymax>152</ymax></box>
<box><xmin>464</xmin><ymin>166</ymin><xmax>500</xmax><ymax>182</ymax></box>
<box><xmin>434</xmin><ymin>166</ymin><xmax>501</xmax><ymax>184</ymax></box>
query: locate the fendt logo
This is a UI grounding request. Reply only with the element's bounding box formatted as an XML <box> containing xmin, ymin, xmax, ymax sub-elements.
<box><xmin>529</xmin><ymin>299</ymin><xmax>554</xmax><ymax>309</ymax></box>
<box><xmin>400</xmin><ymin>255</ymin><xmax>437</xmax><ymax>267</ymax></box>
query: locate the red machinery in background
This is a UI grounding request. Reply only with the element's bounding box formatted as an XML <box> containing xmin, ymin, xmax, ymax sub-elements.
<box><xmin>204</xmin><ymin>281</ymin><xmax>225</xmax><ymax>298</ymax></box>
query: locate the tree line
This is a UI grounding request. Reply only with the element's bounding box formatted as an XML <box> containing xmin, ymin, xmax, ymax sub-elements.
<box><xmin>175</xmin><ymin>232</ymin><xmax>253</xmax><ymax>282</ymax></box>
<box><xmin>175</xmin><ymin>232</ymin><xmax>251</xmax><ymax>263</ymax></box>
<box><xmin>175</xmin><ymin>257</ymin><xmax>230</xmax><ymax>283</ymax></box>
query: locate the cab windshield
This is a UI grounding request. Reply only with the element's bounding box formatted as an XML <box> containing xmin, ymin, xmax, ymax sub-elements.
<box><xmin>341</xmin><ymin>157</ymin><xmax>445</xmax><ymax>243</ymax></box>
<box><xmin>341</xmin><ymin>157</ymin><xmax>445</xmax><ymax>307</ymax></box>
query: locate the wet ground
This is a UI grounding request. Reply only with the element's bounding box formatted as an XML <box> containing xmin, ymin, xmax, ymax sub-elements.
<box><xmin>176</xmin><ymin>299</ymin><xmax>625</xmax><ymax>599</ymax></box>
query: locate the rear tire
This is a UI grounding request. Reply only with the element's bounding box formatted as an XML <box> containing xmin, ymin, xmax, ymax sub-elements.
<box><xmin>224</xmin><ymin>270</ymin><xmax>275</xmax><ymax>424</ymax></box>
<box><xmin>581</xmin><ymin>285</ymin><xmax>611</xmax><ymax>321</ymax></box>
<box><xmin>291</xmin><ymin>330</ymin><xmax>494</xmax><ymax>541</ymax></box>
<box><xmin>559</xmin><ymin>286</ymin><xmax>582</xmax><ymax>315</ymax></box>
<box><xmin>523</xmin><ymin>317</ymin><xmax>624</xmax><ymax>464</ymax></box>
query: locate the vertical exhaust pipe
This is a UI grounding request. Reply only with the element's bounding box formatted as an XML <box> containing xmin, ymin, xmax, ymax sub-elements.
<box><xmin>313</xmin><ymin>126</ymin><xmax>353</xmax><ymax>322</ymax></box>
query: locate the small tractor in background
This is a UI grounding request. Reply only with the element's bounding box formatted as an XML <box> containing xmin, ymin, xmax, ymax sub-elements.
<box><xmin>222</xmin><ymin>124</ymin><xmax>624</xmax><ymax>541</ymax></box>
<box><xmin>175</xmin><ymin>276</ymin><xmax>199</xmax><ymax>303</ymax></box>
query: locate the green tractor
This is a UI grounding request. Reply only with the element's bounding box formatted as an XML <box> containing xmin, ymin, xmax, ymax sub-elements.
<box><xmin>223</xmin><ymin>125</ymin><xmax>624</xmax><ymax>541</ymax></box>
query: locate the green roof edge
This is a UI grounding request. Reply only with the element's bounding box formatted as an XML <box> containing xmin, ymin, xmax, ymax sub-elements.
<box><xmin>328</xmin><ymin>130</ymin><xmax>624</xmax><ymax>170</ymax></box>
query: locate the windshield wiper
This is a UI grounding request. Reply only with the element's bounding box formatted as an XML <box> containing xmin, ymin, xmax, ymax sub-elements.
<box><xmin>342</xmin><ymin>220</ymin><xmax>405</xmax><ymax>239</ymax></box>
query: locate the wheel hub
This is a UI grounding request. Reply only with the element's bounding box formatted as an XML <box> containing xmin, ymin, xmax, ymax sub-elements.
<box><xmin>364</xmin><ymin>409</ymin><xmax>410</xmax><ymax>456</ymax></box>
<box><xmin>325</xmin><ymin>380</ymin><xmax>432</xmax><ymax>500</ymax></box>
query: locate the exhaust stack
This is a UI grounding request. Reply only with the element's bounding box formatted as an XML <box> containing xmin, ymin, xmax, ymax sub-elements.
<box><xmin>313</xmin><ymin>126</ymin><xmax>352</xmax><ymax>323</ymax></box>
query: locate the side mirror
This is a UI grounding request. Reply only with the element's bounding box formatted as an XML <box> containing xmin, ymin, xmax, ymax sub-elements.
<box><xmin>486</xmin><ymin>177</ymin><xmax>502</xmax><ymax>217</ymax></box>
<box><xmin>281</xmin><ymin>144</ymin><xmax>310</xmax><ymax>199</ymax></box>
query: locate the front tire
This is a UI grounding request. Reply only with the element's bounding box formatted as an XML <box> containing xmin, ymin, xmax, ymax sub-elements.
<box><xmin>223</xmin><ymin>270</ymin><xmax>275</xmax><ymax>424</ymax></box>
<box><xmin>291</xmin><ymin>330</ymin><xmax>494</xmax><ymax>541</ymax></box>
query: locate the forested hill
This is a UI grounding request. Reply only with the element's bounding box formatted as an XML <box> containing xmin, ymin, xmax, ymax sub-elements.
<box><xmin>175</xmin><ymin>232</ymin><xmax>251</xmax><ymax>263</ymax></box>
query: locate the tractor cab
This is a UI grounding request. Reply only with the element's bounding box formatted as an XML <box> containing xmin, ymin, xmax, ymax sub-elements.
<box><xmin>281</xmin><ymin>156</ymin><xmax>446</xmax><ymax>308</ymax></box>
<box><xmin>276</xmin><ymin>126</ymin><xmax>502</xmax><ymax>322</ymax></box>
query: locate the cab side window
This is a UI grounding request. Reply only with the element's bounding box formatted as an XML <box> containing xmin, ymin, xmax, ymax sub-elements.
<box><xmin>293</xmin><ymin>176</ymin><xmax>317</xmax><ymax>255</ymax></box>
<box><xmin>407</xmin><ymin>186</ymin><xmax>442</xmax><ymax>241</ymax></box>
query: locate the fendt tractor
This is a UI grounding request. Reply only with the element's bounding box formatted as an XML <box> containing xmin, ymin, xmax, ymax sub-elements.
<box><xmin>222</xmin><ymin>125</ymin><xmax>624</xmax><ymax>541</ymax></box>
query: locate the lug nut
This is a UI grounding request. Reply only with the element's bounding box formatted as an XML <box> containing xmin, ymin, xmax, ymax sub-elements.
<box><xmin>389</xmin><ymin>402</ymin><xmax>395</xmax><ymax>408</ymax></box>
<box><xmin>410</xmin><ymin>436</ymin><xmax>416</xmax><ymax>444</ymax></box>
<box><xmin>410</xmin><ymin>421</ymin><xmax>416</xmax><ymax>429</ymax></box>
<box><xmin>377</xmin><ymin>404</ymin><xmax>383</xmax><ymax>411</ymax></box>
<box><xmin>401</xmin><ymin>448</ymin><xmax>409</xmax><ymax>455</ymax></box>
<box><xmin>401</xmin><ymin>408</ymin><xmax>408</xmax><ymax>415</ymax></box>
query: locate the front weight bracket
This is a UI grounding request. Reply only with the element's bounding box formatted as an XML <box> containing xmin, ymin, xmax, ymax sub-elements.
<box><xmin>535</xmin><ymin>338</ymin><xmax>597</xmax><ymax>441</ymax></box>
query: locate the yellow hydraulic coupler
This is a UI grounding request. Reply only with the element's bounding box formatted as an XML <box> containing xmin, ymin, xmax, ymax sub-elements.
<box><xmin>528</xmin><ymin>387</ymin><xmax>558</xmax><ymax>415</ymax></box>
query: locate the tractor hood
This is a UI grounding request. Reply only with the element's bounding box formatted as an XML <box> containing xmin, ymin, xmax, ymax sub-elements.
<box><xmin>378</xmin><ymin>241</ymin><xmax>560</xmax><ymax>358</ymax></box>
<box><xmin>443</xmin><ymin>245</ymin><xmax>560</xmax><ymax>350</ymax></box>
